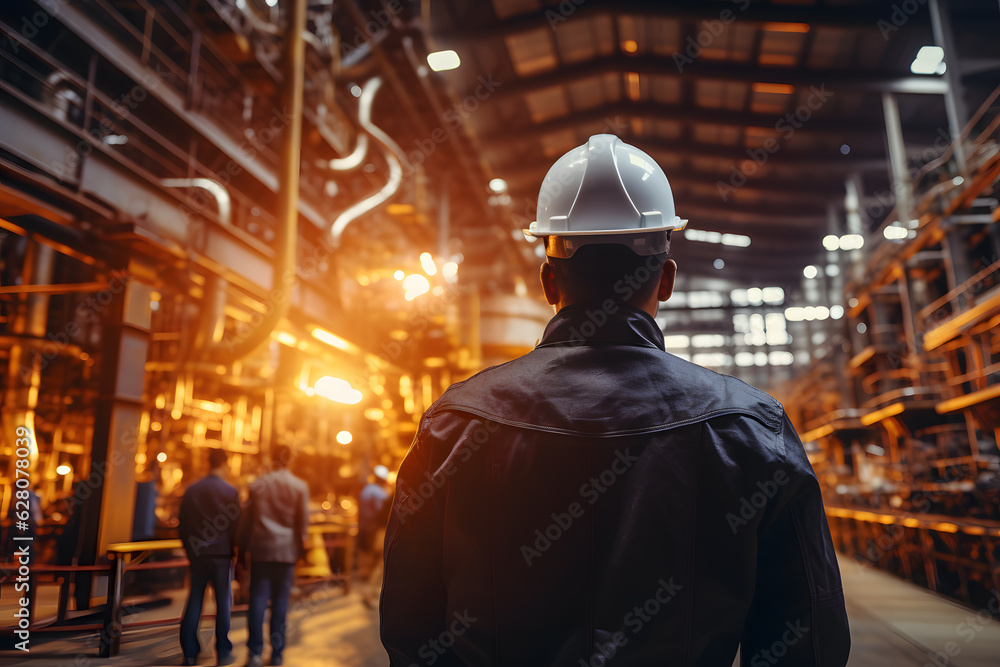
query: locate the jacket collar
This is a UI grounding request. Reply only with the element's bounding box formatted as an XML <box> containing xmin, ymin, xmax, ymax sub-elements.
<box><xmin>537</xmin><ymin>302</ymin><xmax>665</xmax><ymax>351</ymax></box>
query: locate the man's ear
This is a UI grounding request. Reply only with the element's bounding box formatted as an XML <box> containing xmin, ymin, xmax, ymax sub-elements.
<box><xmin>540</xmin><ymin>261</ymin><xmax>560</xmax><ymax>306</ymax></box>
<box><xmin>657</xmin><ymin>259</ymin><xmax>677</xmax><ymax>302</ymax></box>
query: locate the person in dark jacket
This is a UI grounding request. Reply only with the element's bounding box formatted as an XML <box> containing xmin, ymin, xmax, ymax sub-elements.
<box><xmin>178</xmin><ymin>448</ymin><xmax>239</xmax><ymax>666</ymax></box>
<box><xmin>380</xmin><ymin>135</ymin><xmax>850</xmax><ymax>666</ymax></box>
<box><xmin>237</xmin><ymin>443</ymin><xmax>310</xmax><ymax>667</ymax></box>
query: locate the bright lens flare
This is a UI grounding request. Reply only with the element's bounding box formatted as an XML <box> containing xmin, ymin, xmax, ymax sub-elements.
<box><xmin>420</xmin><ymin>252</ymin><xmax>437</xmax><ymax>276</ymax></box>
<box><xmin>402</xmin><ymin>274</ymin><xmax>431</xmax><ymax>301</ymax></box>
<box><xmin>314</xmin><ymin>376</ymin><xmax>363</xmax><ymax>404</ymax></box>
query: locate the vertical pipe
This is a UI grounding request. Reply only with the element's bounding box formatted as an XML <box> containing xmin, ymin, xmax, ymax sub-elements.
<box><xmin>827</xmin><ymin>203</ymin><xmax>853</xmax><ymax>407</ymax></box>
<box><xmin>215</xmin><ymin>0</ymin><xmax>306</xmax><ymax>362</ymax></box>
<box><xmin>881</xmin><ymin>92</ymin><xmax>913</xmax><ymax>226</ymax></box>
<box><xmin>928</xmin><ymin>0</ymin><xmax>969</xmax><ymax>176</ymax></box>
<box><xmin>3</xmin><ymin>242</ymin><xmax>55</xmax><ymax>461</ymax></box>
<box><xmin>844</xmin><ymin>174</ymin><xmax>866</xmax><ymax>285</ymax></box>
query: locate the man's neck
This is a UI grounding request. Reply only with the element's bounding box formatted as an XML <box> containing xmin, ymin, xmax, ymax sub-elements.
<box><xmin>558</xmin><ymin>298</ymin><xmax>659</xmax><ymax>319</ymax></box>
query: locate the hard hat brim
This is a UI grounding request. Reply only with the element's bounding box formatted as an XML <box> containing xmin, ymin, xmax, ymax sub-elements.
<box><xmin>522</xmin><ymin>218</ymin><xmax>688</xmax><ymax>238</ymax></box>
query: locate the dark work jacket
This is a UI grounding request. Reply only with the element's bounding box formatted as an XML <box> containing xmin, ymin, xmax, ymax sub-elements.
<box><xmin>179</xmin><ymin>474</ymin><xmax>240</xmax><ymax>559</ymax></box>
<box><xmin>380</xmin><ymin>304</ymin><xmax>850</xmax><ymax>666</ymax></box>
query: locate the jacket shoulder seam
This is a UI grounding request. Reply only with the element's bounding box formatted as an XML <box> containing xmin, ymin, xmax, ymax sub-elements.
<box><xmin>431</xmin><ymin>404</ymin><xmax>780</xmax><ymax>437</ymax></box>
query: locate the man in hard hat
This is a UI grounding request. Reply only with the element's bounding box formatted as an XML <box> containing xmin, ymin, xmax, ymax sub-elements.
<box><xmin>380</xmin><ymin>135</ymin><xmax>850</xmax><ymax>665</ymax></box>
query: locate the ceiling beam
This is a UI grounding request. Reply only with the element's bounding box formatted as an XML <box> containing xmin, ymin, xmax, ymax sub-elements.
<box><xmin>473</xmin><ymin>56</ymin><xmax>948</xmax><ymax>103</ymax></box>
<box><xmin>432</xmin><ymin>0</ymin><xmax>998</xmax><ymax>43</ymax></box>
<box><xmin>678</xmin><ymin>203</ymin><xmax>826</xmax><ymax>228</ymax></box>
<box><xmin>490</xmin><ymin>138</ymin><xmax>891</xmax><ymax>185</ymax></box>
<box><xmin>505</xmin><ymin>167</ymin><xmax>847</xmax><ymax>203</ymax></box>
<box><xmin>476</xmin><ymin>101</ymin><xmax>941</xmax><ymax>146</ymax></box>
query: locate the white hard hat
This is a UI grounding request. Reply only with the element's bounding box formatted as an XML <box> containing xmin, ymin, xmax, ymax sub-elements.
<box><xmin>524</xmin><ymin>134</ymin><xmax>687</xmax><ymax>258</ymax></box>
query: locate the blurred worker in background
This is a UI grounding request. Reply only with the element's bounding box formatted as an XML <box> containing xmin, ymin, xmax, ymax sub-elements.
<box><xmin>237</xmin><ymin>443</ymin><xmax>310</xmax><ymax>667</ymax></box>
<box><xmin>132</xmin><ymin>458</ymin><xmax>161</xmax><ymax>541</ymax></box>
<box><xmin>178</xmin><ymin>447</ymin><xmax>239</xmax><ymax>666</ymax></box>
<box><xmin>381</xmin><ymin>135</ymin><xmax>850</xmax><ymax>665</ymax></box>
<box><xmin>358</xmin><ymin>464</ymin><xmax>392</xmax><ymax>608</ymax></box>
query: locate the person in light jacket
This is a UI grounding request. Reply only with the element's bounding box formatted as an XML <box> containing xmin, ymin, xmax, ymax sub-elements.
<box><xmin>237</xmin><ymin>443</ymin><xmax>309</xmax><ymax>667</ymax></box>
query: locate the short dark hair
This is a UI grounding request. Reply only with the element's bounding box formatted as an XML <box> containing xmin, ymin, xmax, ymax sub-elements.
<box><xmin>272</xmin><ymin>443</ymin><xmax>293</xmax><ymax>468</ymax></box>
<box><xmin>208</xmin><ymin>448</ymin><xmax>228</xmax><ymax>469</ymax></box>
<box><xmin>547</xmin><ymin>244</ymin><xmax>667</xmax><ymax>306</ymax></box>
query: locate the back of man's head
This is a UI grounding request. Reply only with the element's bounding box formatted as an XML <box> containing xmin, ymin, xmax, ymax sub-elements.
<box><xmin>272</xmin><ymin>443</ymin><xmax>293</xmax><ymax>469</ymax></box>
<box><xmin>547</xmin><ymin>243</ymin><xmax>668</xmax><ymax>307</ymax></box>
<box><xmin>208</xmin><ymin>447</ymin><xmax>228</xmax><ymax>470</ymax></box>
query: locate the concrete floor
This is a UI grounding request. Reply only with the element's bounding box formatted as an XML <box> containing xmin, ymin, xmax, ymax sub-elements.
<box><xmin>4</xmin><ymin>554</ymin><xmax>1000</xmax><ymax>666</ymax></box>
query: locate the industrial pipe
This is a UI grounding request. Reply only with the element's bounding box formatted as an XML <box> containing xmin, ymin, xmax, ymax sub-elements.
<box><xmin>212</xmin><ymin>0</ymin><xmax>306</xmax><ymax>362</ymax></box>
<box><xmin>2</xmin><ymin>241</ymin><xmax>55</xmax><ymax>459</ymax></box>
<box><xmin>329</xmin><ymin>77</ymin><xmax>405</xmax><ymax>245</ymax></box>
<box><xmin>161</xmin><ymin>178</ymin><xmax>232</xmax><ymax>224</ymax></box>
<box><xmin>325</xmin><ymin>133</ymin><xmax>369</xmax><ymax>171</ymax></box>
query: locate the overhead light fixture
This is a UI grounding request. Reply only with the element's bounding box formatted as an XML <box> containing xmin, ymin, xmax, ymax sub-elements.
<box><xmin>56</xmin><ymin>464</ymin><xmax>72</xmax><ymax>475</ymax></box>
<box><xmin>751</xmin><ymin>83</ymin><xmax>795</xmax><ymax>95</ymax></box>
<box><xmin>427</xmin><ymin>50</ymin><xmax>461</xmax><ymax>72</ymax></box>
<box><xmin>627</xmin><ymin>72</ymin><xmax>641</xmax><ymax>101</ymax></box>
<box><xmin>839</xmin><ymin>234</ymin><xmax>865</xmax><ymax>250</ymax></box>
<box><xmin>785</xmin><ymin>306</ymin><xmax>831</xmax><ymax>321</ymax></box>
<box><xmin>314</xmin><ymin>376</ymin><xmax>363</xmax><ymax>405</ymax></box>
<box><xmin>910</xmin><ymin>46</ymin><xmax>945</xmax><ymax>75</ymax></box>
<box><xmin>762</xmin><ymin>22</ymin><xmax>810</xmax><ymax>33</ymax></box>
<box><xmin>684</xmin><ymin>229</ymin><xmax>751</xmax><ymax>247</ymax></box>
<box><xmin>803</xmin><ymin>265</ymin><xmax>818</xmax><ymax>279</ymax></box>
<box><xmin>272</xmin><ymin>331</ymin><xmax>298</xmax><ymax>347</ymax></box>
<box><xmin>622</xmin><ymin>39</ymin><xmax>638</xmax><ymax>53</ymax></box>
<box><xmin>311</xmin><ymin>327</ymin><xmax>358</xmax><ymax>353</ymax></box>
<box><xmin>402</xmin><ymin>274</ymin><xmax>431</xmax><ymax>300</ymax></box>
<box><xmin>721</xmin><ymin>233</ymin><xmax>751</xmax><ymax>247</ymax></box>
<box><xmin>822</xmin><ymin>235</ymin><xmax>840</xmax><ymax>251</ymax></box>
<box><xmin>488</xmin><ymin>178</ymin><xmax>507</xmax><ymax>193</ymax></box>
<box><xmin>420</xmin><ymin>252</ymin><xmax>437</xmax><ymax>276</ymax></box>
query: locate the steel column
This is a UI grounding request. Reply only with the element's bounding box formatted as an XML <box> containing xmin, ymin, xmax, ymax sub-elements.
<box><xmin>881</xmin><ymin>92</ymin><xmax>913</xmax><ymax>226</ymax></box>
<box><xmin>74</xmin><ymin>270</ymin><xmax>152</xmax><ymax>607</ymax></box>
<box><xmin>929</xmin><ymin>0</ymin><xmax>970</xmax><ymax>176</ymax></box>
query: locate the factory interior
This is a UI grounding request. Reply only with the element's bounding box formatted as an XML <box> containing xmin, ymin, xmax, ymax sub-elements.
<box><xmin>1</xmin><ymin>0</ymin><xmax>1000</xmax><ymax>665</ymax></box>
